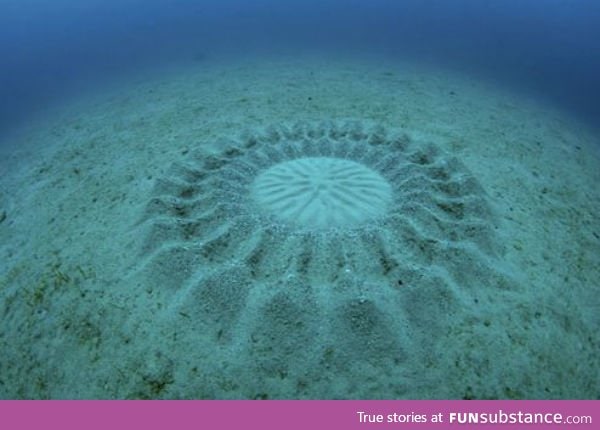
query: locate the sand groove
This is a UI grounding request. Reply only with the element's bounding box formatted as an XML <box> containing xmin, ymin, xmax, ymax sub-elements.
<box><xmin>133</xmin><ymin>120</ymin><xmax>513</xmax><ymax>395</ymax></box>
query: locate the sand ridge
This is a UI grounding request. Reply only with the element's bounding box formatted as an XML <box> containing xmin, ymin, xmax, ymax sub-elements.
<box><xmin>0</xmin><ymin>56</ymin><xmax>598</xmax><ymax>399</ymax></box>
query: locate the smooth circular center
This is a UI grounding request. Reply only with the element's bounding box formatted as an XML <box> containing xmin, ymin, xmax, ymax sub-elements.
<box><xmin>251</xmin><ymin>157</ymin><xmax>392</xmax><ymax>229</ymax></box>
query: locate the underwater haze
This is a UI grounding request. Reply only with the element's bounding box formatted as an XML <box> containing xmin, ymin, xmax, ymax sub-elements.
<box><xmin>1</xmin><ymin>0</ymin><xmax>600</xmax><ymax>400</ymax></box>
<box><xmin>1</xmin><ymin>0</ymin><xmax>600</xmax><ymax>135</ymax></box>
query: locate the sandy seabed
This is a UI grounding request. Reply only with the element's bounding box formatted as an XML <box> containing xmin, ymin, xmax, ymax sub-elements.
<box><xmin>0</xmin><ymin>55</ymin><xmax>599</xmax><ymax>399</ymax></box>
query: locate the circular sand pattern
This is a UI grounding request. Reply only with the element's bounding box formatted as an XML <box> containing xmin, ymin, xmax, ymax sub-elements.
<box><xmin>135</xmin><ymin>120</ymin><xmax>514</xmax><ymax>397</ymax></box>
<box><xmin>251</xmin><ymin>157</ymin><xmax>392</xmax><ymax>229</ymax></box>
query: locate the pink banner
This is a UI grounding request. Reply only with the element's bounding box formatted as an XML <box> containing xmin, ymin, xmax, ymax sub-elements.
<box><xmin>0</xmin><ymin>400</ymin><xmax>596</xmax><ymax>429</ymax></box>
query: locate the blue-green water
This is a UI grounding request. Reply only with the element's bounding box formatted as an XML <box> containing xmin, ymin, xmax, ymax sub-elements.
<box><xmin>1</xmin><ymin>0</ymin><xmax>600</xmax><ymax>137</ymax></box>
<box><xmin>0</xmin><ymin>0</ymin><xmax>599</xmax><ymax>400</ymax></box>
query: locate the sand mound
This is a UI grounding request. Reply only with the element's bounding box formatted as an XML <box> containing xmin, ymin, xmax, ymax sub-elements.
<box><xmin>131</xmin><ymin>120</ymin><xmax>517</xmax><ymax>397</ymax></box>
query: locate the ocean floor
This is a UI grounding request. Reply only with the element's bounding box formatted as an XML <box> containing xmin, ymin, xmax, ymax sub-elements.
<box><xmin>0</xmin><ymin>56</ymin><xmax>599</xmax><ymax>399</ymax></box>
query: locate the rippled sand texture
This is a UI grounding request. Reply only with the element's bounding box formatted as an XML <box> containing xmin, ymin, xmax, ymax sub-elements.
<box><xmin>1</xmin><ymin>57</ymin><xmax>599</xmax><ymax>399</ymax></box>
